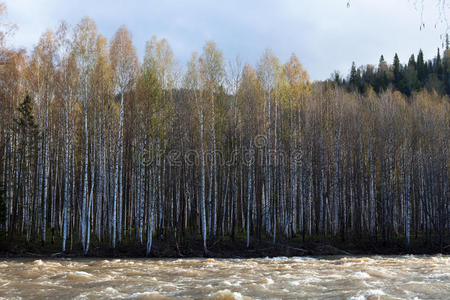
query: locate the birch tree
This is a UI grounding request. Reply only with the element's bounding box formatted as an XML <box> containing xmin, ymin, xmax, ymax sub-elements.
<box><xmin>110</xmin><ymin>25</ymin><xmax>138</xmax><ymax>247</ymax></box>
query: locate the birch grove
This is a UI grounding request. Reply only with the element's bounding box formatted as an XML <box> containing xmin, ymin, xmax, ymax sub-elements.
<box><xmin>0</xmin><ymin>13</ymin><xmax>449</xmax><ymax>254</ymax></box>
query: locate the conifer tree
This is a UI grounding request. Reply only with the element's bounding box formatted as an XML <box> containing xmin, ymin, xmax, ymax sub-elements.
<box><xmin>348</xmin><ymin>62</ymin><xmax>360</xmax><ymax>92</ymax></box>
<box><xmin>376</xmin><ymin>55</ymin><xmax>389</xmax><ymax>92</ymax></box>
<box><xmin>435</xmin><ymin>48</ymin><xmax>443</xmax><ymax>80</ymax></box>
<box><xmin>403</xmin><ymin>54</ymin><xmax>419</xmax><ymax>94</ymax></box>
<box><xmin>393</xmin><ymin>53</ymin><xmax>402</xmax><ymax>88</ymax></box>
<box><xmin>443</xmin><ymin>46</ymin><xmax>450</xmax><ymax>93</ymax></box>
<box><xmin>14</xmin><ymin>95</ymin><xmax>38</xmax><ymax>242</ymax></box>
<box><xmin>15</xmin><ymin>95</ymin><xmax>38</xmax><ymax>145</ymax></box>
<box><xmin>417</xmin><ymin>49</ymin><xmax>426</xmax><ymax>87</ymax></box>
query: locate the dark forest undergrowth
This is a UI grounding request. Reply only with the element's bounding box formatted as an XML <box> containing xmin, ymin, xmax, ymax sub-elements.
<box><xmin>1</xmin><ymin>231</ymin><xmax>448</xmax><ymax>259</ymax></box>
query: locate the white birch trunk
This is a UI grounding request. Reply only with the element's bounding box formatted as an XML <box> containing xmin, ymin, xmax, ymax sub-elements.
<box><xmin>200</xmin><ymin>108</ymin><xmax>207</xmax><ymax>254</ymax></box>
<box><xmin>247</xmin><ymin>140</ymin><xmax>253</xmax><ymax>248</ymax></box>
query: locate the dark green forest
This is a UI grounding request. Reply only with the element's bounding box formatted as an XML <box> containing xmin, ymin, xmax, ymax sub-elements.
<box><xmin>334</xmin><ymin>35</ymin><xmax>450</xmax><ymax>97</ymax></box>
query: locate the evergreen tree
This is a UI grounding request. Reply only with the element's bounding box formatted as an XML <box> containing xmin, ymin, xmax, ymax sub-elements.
<box><xmin>417</xmin><ymin>49</ymin><xmax>426</xmax><ymax>87</ymax></box>
<box><xmin>403</xmin><ymin>54</ymin><xmax>419</xmax><ymax>95</ymax></box>
<box><xmin>376</xmin><ymin>55</ymin><xmax>389</xmax><ymax>92</ymax></box>
<box><xmin>361</xmin><ymin>64</ymin><xmax>375</xmax><ymax>93</ymax></box>
<box><xmin>435</xmin><ymin>48</ymin><xmax>443</xmax><ymax>80</ymax></box>
<box><xmin>443</xmin><ymin>47</ymin><xmax>450</xmax><ymax>93</ymax></box>
<box><xmin>424</xmin><ymin>60</ymin><xmax>431</xmax><ymax>78</ymax></box>
<box><xmin>348</xmin><ymin>61</ymin><xmax>360</xmax><ymax>92</ymax></box>
<box><xmin>15</xmin><ymin>95</ymin><xmax>38</xmax><ymax>142</ymax></box>
<box><xmin>12</xmin><ymin>95</ymin><xmax>39</xmax><ymax>241</ymax></box>
<box><xmin>408</xmin><ymin>54</ymin><xmax>416</xmax><ymax>69</ymax></box>
<box><xmin>393</xmin><ymin>53</ymin><xmax>402</xmax><ymax>90</ymax></box>
<box><xmin>339</xmin><ymin>47</ymin><xmax>450</xmax><ymax>96</ymax></box>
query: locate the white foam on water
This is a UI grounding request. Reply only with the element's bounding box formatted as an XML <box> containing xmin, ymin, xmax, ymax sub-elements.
<box><xmin>129</xmin><ymin>291</ymin><xmax>170</xmax><ymax>299</ymax></box>
<box><xmin>35</xmin><ymin>279</ymin><xmax>59</xmax><ymax>287</ymax></box>
<box><xmin>104</xmin><ymin>287</ymin><xmax>119</xmax><ymax>295</ymax></box>
<box><xmin>74</xmin><ymin>292</ymin><xmax>89</xmax><ymax>299</ymax></box>
<box><xmin>366</xmin><ymin>269</ymin><xmax>397</xmax><ymax>279</ymax></box>
<box><xmin>278</xmin><ymin>273</ymin><xmax>298</xmax><ymax>279</ymax></box>
<box><xmin>406</xmin><ymin>280</ymin><xmax>425</xmax><ymax>285</ymax></box>
<box><xmin>348</xmin><ymin>295</ymin><xmax>365</xmax><ymax>300</ymax></box>
<box><xmin>427</xmin><ymin>273</ymin><xmax>449</xmax><ymax>281</ymax></box>
<box><xmin>223</xmin><ymin>280</ymin><xmax>241</xmax><ymax>287</ymax></box>
<box><xmin>207</xmin><ymin>289</ymin><xmax>249</xmax><ymax>300</ymax></box>
<box><xmin>262</xmin><ymin>256</ymin><xmax>289</xmax><ymax>261</ymax></box>
<box><xmin>31</xmin><ymin>259</ymin><xmax>44</xmax><ymax>266</ymax></box>
<box><xmin>303</xmin><ymin>277</ymin><xmax>322</xmax><ymax>284</ymax></box>
<box><xmin>222</xmin><ymin>280</ymin><xmax>232</xmax><ymax>286</ymax></box>
<box><xmin>97</xmin><ymin>274</ymin><xmax>115</xmax><ymax>282</ymax></box>
<box><xmin>66</xmin><ymin>271</ymin><xmax>94</xmax><ymax>281</ymax></box>
<box><xmin>283</xmin><ymin>276</ymin><xmax>320</xmax><ymax>286</ymax></box>
<box><xmin>349</xmin><ymin>289</ymin><xmax>386</xmax><ymax>300</ymax></box>
<box><xmin>37</xmin><ymin>261</ymin><xmax>62</xmax><ymax>268</ymax></box>
<box><xmin>292</xmin><ymin>256</ymin><xmax>319</xmax><ymax>261</ymax></box>
<box><xmin>366</xmin><ymin>289</ymin><xmax>386</xmax><ymax>296</ymax></box>
<box><xmin>352</xmin><ymin>272</ymin><xmax>371</xmax><ymax>279</ymax></box>
<box><xmin>321</xmin><ymin>274</ymin><xmax>344</xmax><ymax>280</ymax></box>
<box><xmin>289</xmin><ymin>280</ymin><xmax>300</xmax><ymax>286</ymax></box>
<box><xmin>75</xmin><ymin>271</ymin><xmax>93</xmax><ymax>277</ymax></box>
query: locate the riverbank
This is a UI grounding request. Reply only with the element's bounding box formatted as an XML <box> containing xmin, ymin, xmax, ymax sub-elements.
<box><xmin>1</xmin><ymin>234</ymin><xmax>448</xmax><ymax>258</ymax></box>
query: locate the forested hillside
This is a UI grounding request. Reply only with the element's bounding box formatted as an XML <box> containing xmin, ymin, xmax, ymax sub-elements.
<box><xmin>335</xmin><ymin>38</ymin><xmax>450</xmax><ymax>96</ymax></box>
<box><xmin>0</xmin><ymin>12</ymin><xmax>449</xmax><ymax>255</ymax></box>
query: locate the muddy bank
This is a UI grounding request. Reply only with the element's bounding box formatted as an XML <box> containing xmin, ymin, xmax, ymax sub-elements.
<box><xmin>1</xmin><ymin>235</ymin><xmax>448</xmax><ymax>258</ymax></box>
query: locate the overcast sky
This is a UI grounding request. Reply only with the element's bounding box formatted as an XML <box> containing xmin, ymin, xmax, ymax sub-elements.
<box><xmin>3</xmin><ymin>0</ymin><xmax>447</xmax><ymax>80</ymax></box>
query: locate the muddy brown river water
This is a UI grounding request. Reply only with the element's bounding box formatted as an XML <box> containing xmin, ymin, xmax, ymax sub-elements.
<box><xmin>0</xmin><ymin>256</ymin><xmax>448</xmax><ymax>299</ymax></box>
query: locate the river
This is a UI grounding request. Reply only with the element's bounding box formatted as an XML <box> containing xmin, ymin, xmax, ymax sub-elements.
<box><xmin>0</xmin><ymin>256</ymin><xmax>448</xmax><ymax>299</ymax></box>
